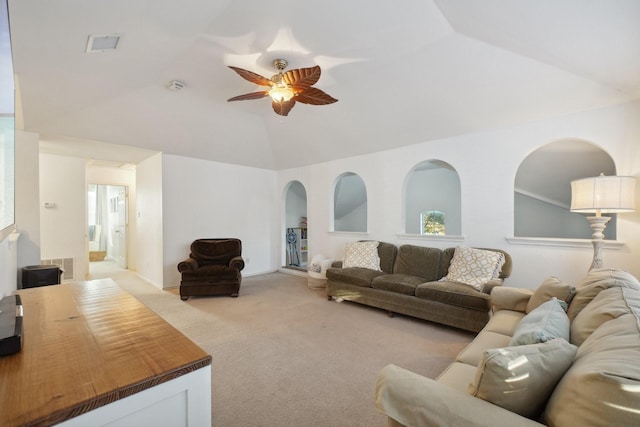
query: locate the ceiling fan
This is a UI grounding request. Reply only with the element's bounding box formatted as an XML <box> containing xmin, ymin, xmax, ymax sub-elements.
<box><xmin>227</xmin><ymin>59</ymin><xmax>338</xmax><ymax>116</ymax></box>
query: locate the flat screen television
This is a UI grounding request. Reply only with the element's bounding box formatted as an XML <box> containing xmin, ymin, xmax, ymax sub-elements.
<box><xmin>0</xmin><ymin>0</ymin><xmax>15</xmax><ymax>242</ymax></box>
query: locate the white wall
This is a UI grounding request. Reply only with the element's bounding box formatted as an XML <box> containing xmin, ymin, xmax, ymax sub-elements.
<box><xmin>0</xmin><ymin>233</ymin><xmax>19</xmax><ymax>297</ymax></box>
<box><xmin>0</xmin><ymin>130</ymin><xmax>39</xmax><ymax>295</ymax></box>
<box><xmin>86</xmin><ymin>166</ymin><xmax>137</xmax><ymax>271</ymax></box>
<box><xmin>160</xmin><ymin>154</ymin><xmax>277</xmax><ymax>288</ymax></box>
<box><xmin>135</xmin><ymin>153</ymin><xmax>164</xmax><ymax>288</ymax></box>
<box><xmin>15</xmin><ymin>130</ymin><xmax>40</xmax><ymax>283</ymax></box>
<box><xmin>514</xmin><ymin>193</ymin><xmax>607</xmax><ymax>239</ymax></box>
<box><xmin>277</xmin><ymin>100</ymin><xmax>640</xmax><ymax>288</ymax></box>
<box><xmin>335</xmin><ymin>202</ymin><xmax>367</xmax><ymax>233</ymax></box>
<box><xmin>39</xmin><ymin>153</ymin><xmax>87</xmax><ymax>281</ymax></box>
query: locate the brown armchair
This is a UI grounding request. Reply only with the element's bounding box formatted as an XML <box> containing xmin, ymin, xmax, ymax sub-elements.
<box><xmin>177</xmin><ymin>238</ymin><xmax>245</xmax><ymax>300</ymax></box>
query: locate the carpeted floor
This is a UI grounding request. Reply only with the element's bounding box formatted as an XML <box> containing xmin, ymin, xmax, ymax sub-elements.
<box><xmin>102</xmin><ymin>270</ymin><xmax>474</xmax><ymax>427</ymax></box>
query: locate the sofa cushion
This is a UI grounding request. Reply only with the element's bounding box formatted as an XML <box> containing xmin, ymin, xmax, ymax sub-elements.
<box><xmin>392</xmin><ymin>245</ymin><xmax>442</xmax><ymax>281</ymax></box>
<box><xmin>371</xmin><ymin>274</ymin><xmax>425</xmax><ymax>296</ymax></box>
<box><xmin>326</xmin><ymin>267</ymin><xmax>384</xmax><ymax>288</ymax></box>
<box><xmin>436</xmin><ymin>362</ymin><xmax>479</xmax><ymax>394</ymax></box>
<box><xmin>342</xmin><ymin>241</ymin><xmax>381</xmax><ymax>270</ymax></box>
<box><xmin>440</xmin><ymin>246</ymin><xmax>506</xmax><ymax>290</ymax></box>
<box><xmin>545</xmin><ymin>312</ymin><xmax>640</xmax><ymax>426</ymax></box>
<box><xmin>482</xmin><ymin>309</ymin><xmax>527</xmax><ymax>337</ymax></box>
<box><xmin>456</xmin><ymin>331</ymin><xmax>512</xmax><ymax>367</ymax></box>
<box><xmin>181</xmin><ymin>265</ymin><xmax>240</xmax><ymax>282</ymax></box>
<box><xmin>415</xmin><ymin>281</ymin><xmax>492</xmax><ymax>311</ymax></box>
<box><xmin>526</xmin><ymin>276</ymin><xmax>575</xmax><ymax>313</ymax></box>
<box><xmin>509</xmin><ymin>298</ymin><xmax>570</xmax><ymax>346</ymax></box>
<box><xmin>469</xmin><ymin>339</ymin><xmax>577</xmax><ymax>420</ymax></box>
<box><xmin>567</xmin><ymin>268</ymin><xmax>640</xmax><ymax>321</ymax></box>
<box><xmin>570</xmin><ymin>286</ymin><xmax>639</xmax><ymax>346</ymax></box>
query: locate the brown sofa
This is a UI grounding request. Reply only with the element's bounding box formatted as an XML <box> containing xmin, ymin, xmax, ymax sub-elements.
<box><xmin>326</xmin><ymin>242</ymin><xmax>512</xmax><ymax>332</ymax></box>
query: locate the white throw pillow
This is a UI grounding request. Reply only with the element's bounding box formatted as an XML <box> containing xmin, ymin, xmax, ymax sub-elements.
<box><xmin>441</xmin><ymin>246</ymin><xmax>505</xmax><ymax>290</ymax></box>
<box><xmin>342</xmin><ymin>241</ymin><xmax>381</xmax><ymax>271</ymax></box>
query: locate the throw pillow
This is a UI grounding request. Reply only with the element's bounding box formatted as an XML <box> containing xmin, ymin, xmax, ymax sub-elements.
<box><xmin>342</xmin><ymin>241</ymin><xmax>381</xmax><ymax>271</ymax></box>
<box><xmin>441</xmin><ymin>246</ymin><xmax>505</xmax><ymax>290</ymax></box>
<box><xmin>510</xmin><ymin>298</ymin><xmax>569</xmax><ymax>346</ymax></box>
<box><xmin>526</xmin><ymin>277</ymin><xmax>576</xmax><ymax>313</ymax></box>
<box><xmin>468</xmin><ymin>339</ymin><xmax>577</xmax><ymax>419</ymax></box>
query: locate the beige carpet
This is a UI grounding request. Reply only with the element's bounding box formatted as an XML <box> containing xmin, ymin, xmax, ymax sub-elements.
<box><xmin>105</xmin><ymin>270</ymin><xmax>474</xmax><ymax>427</ymax></box>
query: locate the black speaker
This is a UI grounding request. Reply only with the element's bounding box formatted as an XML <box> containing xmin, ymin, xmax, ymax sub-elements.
<box><xmin>22</xmin><ymin>265</ymin><xmax>62</xmax><ymax>289</ymax></box>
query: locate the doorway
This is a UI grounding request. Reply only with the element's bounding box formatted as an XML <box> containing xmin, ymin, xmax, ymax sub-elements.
<box><xmin>283</xmin><ymin>181</ymin><xmax>308</xmax><ymax>271</ymax></box>
<box><xmin>88</xmin><ymin>184</ymin><xmax>128</xmax><ymax>277</ymax></box>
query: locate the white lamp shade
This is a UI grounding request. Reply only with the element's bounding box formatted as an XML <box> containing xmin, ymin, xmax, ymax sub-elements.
<box><xmin>570</xmin><ymin>175</ymin><xmax>637</xmax><ymax>213</ymax></box>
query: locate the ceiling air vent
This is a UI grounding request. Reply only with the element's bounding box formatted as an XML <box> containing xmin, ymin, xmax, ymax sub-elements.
<box><xmin>86</xmin><ymin>34</ymin><xmax>120</xmax><ymax>53</ymax></box>
<box><xmin>167</xmin><ymin>80</ymin><xmax>185</xmax><ymax>91</ymax></box>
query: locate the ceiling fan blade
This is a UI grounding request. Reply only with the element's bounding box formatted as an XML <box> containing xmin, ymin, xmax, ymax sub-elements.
<box><xmin>227</xmin><ymin>91</ymin><xmax>269</xmax><ymax>102</ymax></box>
<box><xmin>283</xmin><ymin>66</ymin><xmax>321</xmax><ymax>90</ymax></box>
<box><xmin>272</xmin><ymin>98</ymin><xmax>296</xmax><ymax>116</ymax></box>
<box><xmin>294</xmin><ymin>87</ymin><xmax>338</xmax><ymax>105</ymax></box>
<box><xmin>228</xmin><ymin>66</ymin><xmax>273</xmax><ymax>87</ymax></box>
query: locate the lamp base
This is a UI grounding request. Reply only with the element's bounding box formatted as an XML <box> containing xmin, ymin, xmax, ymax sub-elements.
<box><xmin>590</xmin><ymin>239</ymin><xmax>605</xmax><ymax>270</ymax></box>
<box><xmin>587</xmin><ymin>215</ymin><xmax>611</xmax><ymax>270</ymax></box>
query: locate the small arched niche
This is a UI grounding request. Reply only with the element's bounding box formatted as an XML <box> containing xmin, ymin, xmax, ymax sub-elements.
<box><xmin>514</xmin><ymin>139</ymin><xmax>617</xmax><ymax>239</ymax></box>
<box><xmin>333</xmin><ymin>172</ymin><xmax>367</xmax><ymax>232</ymax></box>
<box><xmin>404</xmin><ymin>160</ymin><xmax>461</xmax><ymax>235</ymax></box>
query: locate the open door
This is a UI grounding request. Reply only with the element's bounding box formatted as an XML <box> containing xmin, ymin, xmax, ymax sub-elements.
<box><xmin>88</xmin><ymin>184</ymin><xmax>128</xmax><ymax>269</ymax></box>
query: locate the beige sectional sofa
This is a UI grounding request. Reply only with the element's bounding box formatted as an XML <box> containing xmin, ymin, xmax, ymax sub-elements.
<box><xmin>326</xmin><ymin>242</ymin><xmax>512</xmax><ymax>333</ymax></box>
<box><xmin>375</xmin><ymin>268</ymin><xmax>640</xmax><ymax>427</ymax></box>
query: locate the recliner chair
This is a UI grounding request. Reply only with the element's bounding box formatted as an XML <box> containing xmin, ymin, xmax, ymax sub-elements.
<box><xmin>177</xmin><ymin>238</ymin><xmax>245</xmax><ymax>300</ymax></box>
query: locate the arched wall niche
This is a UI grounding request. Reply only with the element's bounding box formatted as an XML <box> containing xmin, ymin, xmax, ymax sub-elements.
<box><xmin>333</xmin><ymin>172</ymin><xmax>367</xmax><ymax>232</ymax></box>
<box><xmin>284</xmin><ymin>180</ymin><xmax>307</xmax><ymax>229</ymax></box>
<box><xmin>403</xmin><ymin>159</ymin><xmax>461</xmax><ymax>236</ymax></box>
<box><xmin>514</xmin><ymin>139</ymin><xmax>617</xmax><ymax>239</ymax></box>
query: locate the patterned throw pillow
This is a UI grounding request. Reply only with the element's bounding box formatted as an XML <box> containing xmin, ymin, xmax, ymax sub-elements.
<box><xmin>342</xmin><ymin>241</ymin><xmax>381</xmax><ymax>271</ymax></box>
<box><xmin>441</xmin><ymin>246</ymin><xmax>505</xmax><ymax>290</ymax></box>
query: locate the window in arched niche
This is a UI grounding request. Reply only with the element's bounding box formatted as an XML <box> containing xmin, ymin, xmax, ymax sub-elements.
<box><xmin>405</xmin><ymin>160</ymin><xmax>461</xmax><ymax>235</ymax></box>
<box><xmin>334</xmin><ymin>172</ymin><xmax>367</xmax><ymax>232</ymax></box>
<box><xmin>421</xmin><ymin>210</ymin><xmax>445</xmax><ymax>235</ymax></box>
<box><xmin>514</xmin><ymin>140</ymin><xmax>617</xmax><ymax>239</ymax></box>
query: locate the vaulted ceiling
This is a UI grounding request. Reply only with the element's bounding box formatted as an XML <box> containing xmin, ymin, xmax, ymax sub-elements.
<box><xmin>7</xmin><ymin>0</ymin><xmax>640</xmax><ymax>170</ymax></box>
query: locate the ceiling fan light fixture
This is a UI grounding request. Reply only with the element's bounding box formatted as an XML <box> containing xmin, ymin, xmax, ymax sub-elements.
<box><xmin>227</xmin><ymin>57</ymin><xmax>337</xmax><ymax>116</ymax></box>
<box><xmin>269</xmin><ymin>84</ymin><xmax>294</xmax><ymax>102</ymax></box>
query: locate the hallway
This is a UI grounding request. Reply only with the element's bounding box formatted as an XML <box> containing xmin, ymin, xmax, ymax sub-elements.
<box><xmin>89</xmin><ymin>259</ymin><xmax>127</xmax><ymax>280</ymax></box>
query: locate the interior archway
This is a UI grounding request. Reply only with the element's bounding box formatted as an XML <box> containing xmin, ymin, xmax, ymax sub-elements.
<box><xmin>514</xmin><ymin>139</ymin><xmax>616</xmax><ymax>239</ymax></box>
<box><xmin>284</xmin><ymin>180</ymin><xmax>308</xmax><ymax>269</ymax></box>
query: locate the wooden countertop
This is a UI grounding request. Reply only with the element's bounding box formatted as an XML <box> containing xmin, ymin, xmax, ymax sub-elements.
<box><xmin>0</xmin><ymin>279</ymin><xmax>211</xmax><ymax>427</ymax></box>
